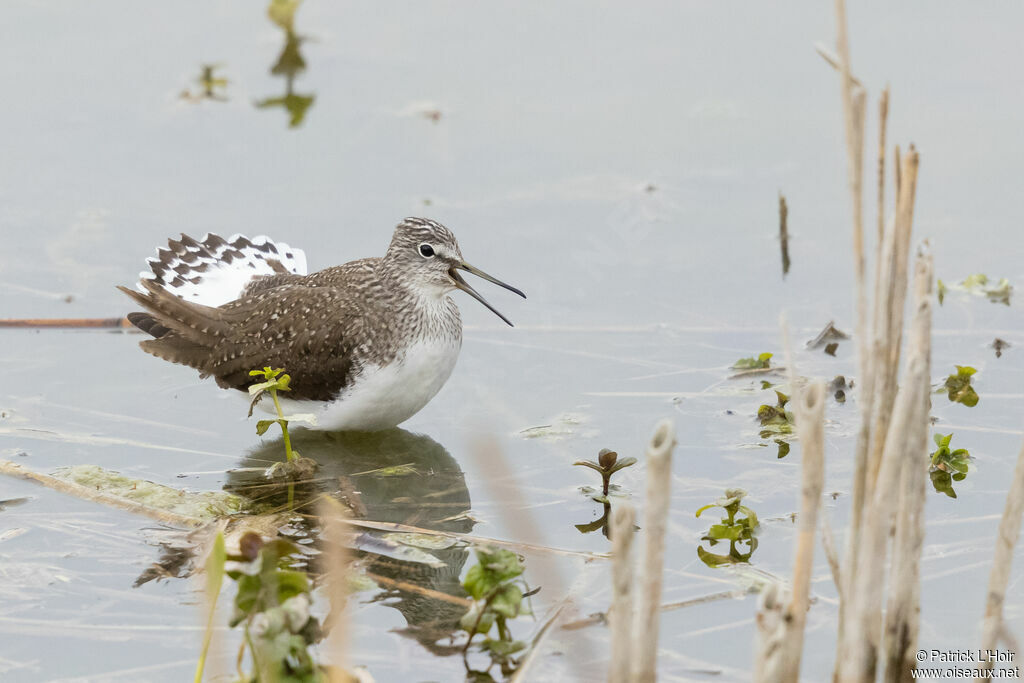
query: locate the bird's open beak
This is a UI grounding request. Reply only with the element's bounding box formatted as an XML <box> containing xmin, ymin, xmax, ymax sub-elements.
<box><xmin>449</xmin><ymin>262</ymin><xmax>526</xmax><ymax>327</ymax></box>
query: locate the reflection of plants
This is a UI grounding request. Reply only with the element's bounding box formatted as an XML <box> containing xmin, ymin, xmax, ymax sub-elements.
<box><xmin>574</xmin><ymin>449</ymin><xmax>636</xmax><ymax>499</ymax></box>
<box><xmin>198</xmin><ymin>531</ymin><xmax>328</xmax><ymax>682</ymax></box>
<box><xmin>181</xmin><ymin>64</ymin><xmax>229</xmax><ymax>103</ymax></box>
<box><xmin>941</xmin><ymin>365</ymin><xmax>980</xmax><ymax>407</ymax></box>
<box><xmin>733</xmin><ymin>352</ymin><xmax>773</xmax><ymax>370</ymax></box>
<box><xmin>257</xmin><ymin>0</ymin><xmax>315</xmax><ymax>127</ymax></box>
<box><xmin>937</xmin><ymin>274</ymin><xmax>1012</xmax><ymax>306</ymax></box>
<box><xmin>574</xmin><ymin>502</ymin><xmax>611</xmax><ymax>537</ymax></box>
<box><xmin>929</xmin><ymin>433</ymin><xmax>972</xmax><ymax>499</ymax></box>
<box><xmin>695</xmin><ymin>489</ymin><xmax>760</xmax><ymax>567</ymax></box>
<box><xmin>460</xmin><ymin>547</ymin><xmax>531</xmax><ymax>679</ymax></box>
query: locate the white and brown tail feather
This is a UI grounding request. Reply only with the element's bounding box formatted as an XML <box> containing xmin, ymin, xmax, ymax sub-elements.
<box><xmin>137</xmin><ymin>233</ymin><xmax>307</xmax><ymax>307</ymax></box>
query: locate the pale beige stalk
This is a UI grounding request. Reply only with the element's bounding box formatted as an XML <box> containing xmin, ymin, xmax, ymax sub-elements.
<box><xmin>632</xmin><ymin>420</ymin><xmax>676</xmax><ymax>683</ymax></box>
<box><xmin>609</xmin><ymin>503</ymin><xmax>637</xmax><ymax>683</ymax></box>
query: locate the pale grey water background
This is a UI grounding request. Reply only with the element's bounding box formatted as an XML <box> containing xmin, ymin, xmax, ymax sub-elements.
<box><xmin>2</xmin><ymin>2</ymin><xmax>1024</xmax><ymax>681</ymax></box>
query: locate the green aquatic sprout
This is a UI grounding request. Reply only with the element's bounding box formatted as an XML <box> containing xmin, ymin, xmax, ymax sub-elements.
<box><xmin>574</xmin><ymin>448</ymin><xmax>637</xmax><ymax>500</ymax></box>
<box><xmin>758</xmin><ymin>390</ymin><xmax>795</xmax><ymax>437</ymax></box>
<box><xmin>929</xmin><ymin>433</ymin><xmax>972</xmax><ymax>499</ymax></box>
<box><xmin>460</xmin><ymin>547</ymin><xmax>532</xmax><ymax>678</ymax></box>
<box><xmin>941</xmin><ymin>365</ymin><xmax>980</xmax><ymax>407</ymax></box>
<box><xmin>695</xmin><ymin>489</ymin><xmax>760</xmax><ymax>567</ymax></box>
<box><xmin>733</xmin><ymin>352</ymin><xmax>773</xmax><ymax>370</ymax></box>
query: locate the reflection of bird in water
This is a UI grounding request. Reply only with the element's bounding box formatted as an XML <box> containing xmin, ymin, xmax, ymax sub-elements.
<box><xmin>228</xmin><ymin>428</ymin><xmax>476</xmax><ymax>655</ymax></box>
<box><xmin>119</xmin><ymin>219</ymin><xmax>524</xmax><ymax>431</ymax></box>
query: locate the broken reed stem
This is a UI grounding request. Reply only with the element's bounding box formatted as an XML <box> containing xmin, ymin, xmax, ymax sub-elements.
<box><xmin>632</xmin><ymin>420</ymin><xmax>676</xmax><ymax>683</ymax></box>
<box><xmin>0</xmin><ymin>317</ymin><xmax>132</xmax><ymax>328</ymax></box>
<box><xmin>833</xmin><ymin>0</ymin><xmax>872</xmax><ymax>650</ymax></box>
<box><xmin>779</xmin><ymin>193</ymin><xmax>791</xmax><ymax>277</ymax></box>
<box><xmin>883</xmin><ymin>247</ymin><xmax>933</xmax><ymax>683</ymax></box>
<box><xmin>789</xmin><ymin>382</ymin><xmax>826</xmax><ymax>663</ymax></box>
<box><xmin>976</xmin><ymin>441</ymin><xmax>1024</xmax><ymax>681</ymax></box>
<box><xmin>609</xmin><ymin>503</ymin><xmax>636</xmax><ymax>683</ymax></box>
<box><xmin>877</xmin><ymin>88</ymin><xmax>890</xmax><ymax>245</ymax></box>
<box><xmin>756</xmin><ymin>381</ymin><xmax>826</xmax><ymax>682</ymax></box>
<box><xmin>839</xmin><ymin>272</ymin><xmax>931</xmax><ymax>682</ymax></box>
<box><xmin>867</xmin><ymin>147</ymin><xmax>921</xmax><ymax>492</ymax></box>
<box><xmin>318</xmin><ymin>496</ymin><xmax>352</xmax><ymax>682</ymax></box>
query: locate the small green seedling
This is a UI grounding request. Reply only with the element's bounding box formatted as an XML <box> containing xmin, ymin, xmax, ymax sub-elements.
<box><xmin>695</xmin><ymin>489</ymin><xmax>760</xmax><ymax>567</ymax></box>
<box><xmin>574</xmin><ymin>449</ymin><xmax>637</xmax><ymax>500</ymax></box>
<box><xmin>460</xmin><ymin>547</ymin><xmax>532</xmax><ymax>678</ymax></box>
<box><xmin>929</xmin><ymin>433</ymin><xmax>972</xmax><ymax>499</ymax></box>
<box><xmin>758</xmin><ymin>390</ymin><xmax>795</xmax><ymax>437</ymax></box>
<box><xmin>733</xmin><ymin>352</ymin><xmax>773</xmax><ymax>370</ymax></box>
<box><xmin>941</xmin><ymin>365</ymin><xmax>980</xmax><ymax>407</ymax></box>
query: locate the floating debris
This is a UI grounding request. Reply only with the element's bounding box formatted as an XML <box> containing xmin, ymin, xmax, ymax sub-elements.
<box><xmin>824</xmin><ymin>342</ymin><xmax>839</xmax><ymax>357</ymax></box>
<box><xmin>991</xmin><ymin>338</ymin><xmax>1010</xmax><ymax>358</ymax></box>
<box><xmin>806</xmin><ymin>320</ymin><xmax>850</xmax><ymax>349</ymax></box>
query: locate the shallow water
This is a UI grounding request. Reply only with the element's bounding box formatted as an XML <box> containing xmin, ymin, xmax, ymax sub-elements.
<box><xmin>3</xmin><ymin>2</ymin><xmax>1024</xmax><ymax>681</ymax></box>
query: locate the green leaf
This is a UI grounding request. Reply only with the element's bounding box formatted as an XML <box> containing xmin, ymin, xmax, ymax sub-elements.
<box><xmin>248</xmin><ymin>380</ymin><xmax>277</xmax><ymax>396</ymax></box>
<box><xmin>937</xmin><ymin>279</ymin><xmax>946</xmax><ymax>305</ymax></box>
<box><xmin>490</xmin><ymin>584</ymin><xmax>524</xmax><ymax>619</ymax></box>
<box><xmin>482</xmin><ymin>638</ymin><xmax>527</xmax><ymax>657</ymax></box>
<box><xmin>694</xmin><ymin>504</ymin><xmax>716</xmax><ymax>518</ymax></box>
<box><xmin>697</xmin><ymin>545</ymin><xmax>741</xmax><ymax>568</ymax></box>
<box><xmin>463</xmin><ymin>564</ymin><xmax>491</xmax><ymax>600</ymax></box>
<box><xmin>460</xmin><ymin>601</ymin><xmax>495</xmax><ymax>635</ymax></box>
<box><xmin>608</xmin><ymin>456</ymin><xmax>637</xmax><ymax>473</ymax></box>
<box><xmin>256</xmin><ymin>419</ymin><xmax>277</xmax><ymax>436</ymax></box>
<box><xmin>573</xmin><ymin>460</ymin><xmax>604</xmax><ymax>473</ymax></box>
<box><xmin>929</xmin><ymin>468</ymin><xmax>958</xmax><ymax>498</ymax></box>
<box><xmin>732</xmin><ymin>352</ymin><xmax>773</xmax><ymax>369</ymax></box>
<box><xmin>707</xmin><ymin>524</ymin><xmax>742</xmax><ymax>541</ymax></box>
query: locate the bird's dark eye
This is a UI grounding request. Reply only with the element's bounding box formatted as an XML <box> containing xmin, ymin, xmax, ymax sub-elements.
<box><xmin>419</xmin><ymin>243</ymin><xmax>435</xmax><ymax>258</ymax></box>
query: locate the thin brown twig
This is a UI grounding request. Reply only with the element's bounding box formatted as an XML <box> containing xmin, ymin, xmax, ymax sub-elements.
<box><xmin>0</xmin><ymin>317</ymin><xmax>132</xmax><ymax>328</ymax></box>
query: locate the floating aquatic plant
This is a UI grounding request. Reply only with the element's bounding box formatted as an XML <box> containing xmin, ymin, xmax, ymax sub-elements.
<box><xmin>574</xmin><ymin>448</ymin><xmax>636</xmax><ymax>500</ymax></box>
<box><xmin>733</xmin><ymin>352</ymin><xmax>773</xmax><ymax>370</ymax></box>
<box><xmin>695</xmin><ymin>488</ymin><xmax>760</xmax><ymax>567</ymax></box>
<box><xmin>940</xmin><ymin>365</ymin><xmax>980</xmax><ymax>407</ymax></box>
<box><xmin>929</xmin><ymin>433</ymin><xmax>972</xmax><ymax>499</ymax></box>
<box><xmin>937</xmin><ymin>274</ymin><xmax>1012</xmax><ymax>306</ymax></box>
<box><xmin>758</xmin><ymin>390</ymin><xmax>795</xmax><ymax>437</ymax></box>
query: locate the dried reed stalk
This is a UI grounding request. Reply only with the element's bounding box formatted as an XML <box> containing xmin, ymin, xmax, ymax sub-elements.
<box><xmin>754</xmin><ymin>381</ymin><xmax>826</xmax><ymax>681</ymax></box>
<box><xmin>632</xmin><ymin>420</ymin><xmax>676</xmax><ymax>683</ymax></box>
<box><xmin>976</xmin><ymin>442</ymin><xmax>1024</xmax><ymax>681</ymax></box>
<box><xmin>882</xmin><ymin>248</ymin><xmax>933</xmax><ymax>683</ymax></box>
<box><xmin>609</xmin><ymin>503</ymin><xmax>637</xmax><ymax>683</ymax></box>
<box><xmin>832</xmin><ymin>0</ymin><xmax>872</xmax><ymax>650</ymax></box>
<box><xmin>877</xmin><ymin>88</ymin><xmax>890</xmax><ymax>245</ymax></box>
<box><xmin>866</xmin><ymin>148</ymin><xmax>920</xmax><ymax>492</ymax></box>
<box><xmin>0</xmin><ymin>317</ymin><xmax>132</xmax><ymax>328</ymax></box>
<box><xmin>838</xmin><ymin>293</ymin><xmax>931</xmax><ymax>680</ymax></box>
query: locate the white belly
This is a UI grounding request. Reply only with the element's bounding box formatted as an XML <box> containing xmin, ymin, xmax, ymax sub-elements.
<box><xmin>275</xmin><ymin>337</ymin><xmax>461</xmax><ymax>431</ymax></box>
